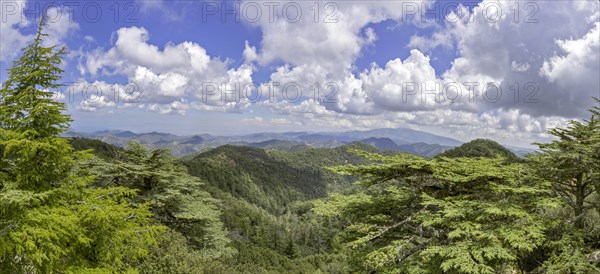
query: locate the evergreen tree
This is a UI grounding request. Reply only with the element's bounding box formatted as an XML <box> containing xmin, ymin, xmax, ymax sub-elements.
<box><xmin>0</xmin><ymin>18</ymin><xmax>163</xmax><ymax>272</ymax></box>
<box><xmin>0</xmin><ymin>17</ymin><xmax>72</xmax><ymax>191</ymax></box>
<box><xmin>315</xmin><ymin>151</ymin><xmax>559</xmax><ymax>273</ymax></box>
<box><xmin>529</xmin><ymin>99</ymin><xmax>600</xmax><ymax>229</ymax></box>
<box><xmin>528</xmin><ymin>99</ymin><xmax>600</xmax><ymax>273</ymax></box>
<box><xmin>87</xmin><ymin>142</ymin><xmax>234</xmax><ymax>260</ymax></box>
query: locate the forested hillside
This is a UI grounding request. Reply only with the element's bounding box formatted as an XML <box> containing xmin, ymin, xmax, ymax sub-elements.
<box><xmin>184</xmin><ymin>142</ymin><xmax>396</xmax><ymax>213</ymax></box>
<box><xmin>1</xmin><ymin>18</ymin><xmax>599</xmax><ymax>274</ymax></box>
<box><xmin>436</xmin><ymin>139</ymin><xmax>521</xmax><ymax>162</ymax></box>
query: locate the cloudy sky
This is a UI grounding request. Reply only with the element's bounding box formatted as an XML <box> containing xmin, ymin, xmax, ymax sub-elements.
<box><xmin>1</xmin><ymin>0</ymin><xmax>598</xmax><ymax>146</ymax></box>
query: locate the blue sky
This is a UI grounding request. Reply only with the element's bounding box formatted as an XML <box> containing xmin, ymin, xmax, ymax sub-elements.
<box><xmin>1</xmin><ymin>0</ymin><xmax>599</xmax><ymax>146</ymax></box>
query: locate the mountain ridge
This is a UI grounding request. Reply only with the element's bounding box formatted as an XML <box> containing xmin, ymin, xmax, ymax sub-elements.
<box><xmin>64</xmin><ymin>128</ymin><xmax>535</xmax><ymax>157</ymax></box>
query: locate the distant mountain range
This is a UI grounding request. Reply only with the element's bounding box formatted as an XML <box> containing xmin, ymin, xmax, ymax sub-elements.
<box><xmin>64</xmin><ymin>127</ymin><xmax>535</xmax><ymax>157</ymax></box>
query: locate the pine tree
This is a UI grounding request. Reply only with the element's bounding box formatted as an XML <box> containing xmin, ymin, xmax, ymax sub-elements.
<box><xmin>527</xmin><ymin>99</ymin><xmax>600</xmax><ymax>273</ymax></box>
<box><xmin>0</xmin><ymin>17</ymin><xmax>73</xmax><ymax>191</ymax></box>
<box><xmin>315</xmin><ymin>151</ymin><xmax>560</xmax><ymax>273</ymax></box>
<box><xmin>0</xmin><ymin>17</ymin><xmax>163</xmax><ymax>272</ymax></box>
<box><xmin>529</xmin><ymin>99</ymin><xmax>600</xmax><ymax>229</ymax></box>
<box><xmin>87</xmin><ymin>142</ymin><xmax>234</xmax><ymax>260</ymax></box>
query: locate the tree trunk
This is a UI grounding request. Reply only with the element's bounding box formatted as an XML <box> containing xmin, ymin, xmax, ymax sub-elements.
<box><xmin>574</xmin><ymin>173</ymin><xmax>586</xmax><ymax>229</ymax></box>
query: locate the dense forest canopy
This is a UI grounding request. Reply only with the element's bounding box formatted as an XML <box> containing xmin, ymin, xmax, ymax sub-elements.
<box><xmin>436</xmin><ymin>139</ymin><xmax>520</xmax><ymax>163</ymax></box>
<box><xmin>1</xmin><ymin>18</ymin><xmax>599</xmax><ymax>274</ymax></box>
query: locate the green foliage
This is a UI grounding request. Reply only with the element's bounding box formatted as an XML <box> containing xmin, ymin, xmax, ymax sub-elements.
<box><xmin>542</xmin><ymin>234</ymin><xmax>599</xmax><ymax>274</ymax></box>
<box><xmin>0</xmin><ymin>18</ymin><xmax>163</xmax><ymax>273</ymax></box>
<box><xmin>182</xmin><ymin>144</ymin><xmax>370</xmax><ymax>272</ymax></box>
<box><xmin>529</xmin><ymin>100</ymin><xmax>600</xmax><ymax>229</ymax></box>
<box><xmin>184</xmin><ymin>144</ymin><xmax>378</xmax><ymax>214</ymax></box>
<box><xmin>87</xmin><ymin>142</ymin><xmax>234</xmax><ymax>260</ymax></box>
<box><xmin>68</xmin><ymin>137</ymin><xmax>124</xmax><ymax>160</ymax></box>
<box><xmin>0</xmin><ymin>19</ymin><xmax>71</xmax><ymax>137</ymax></box>
<box><xmin>526</xmin><ymin>99</ymin><xmax>600</xmax><ymax>273</ymax></box>
<box><xmin>185</xmin><ymin>145</ymin><xmax>328</xmax><ymax>214</ymax></box>
<box><xmin>194</xmin><ymin>183</ymin><xmax>346</xmax><ymax>273</ymax></box>
<box><xmin>73</xmin><ymin>137</ymin><xmax>354</xmax><ymax>273</ymax></box>
<box><xmin>436</xmin><ymin>139</ymin><xmax>520</xmax><ymax>163</ymax></box>
<box><xmin>139</xmin><ymin>230</ymin><xmax>210</xmax><ymax>274</ymax></box>
<box><xmin>0</xmin><ymin>18</ymin><xmax>72</xmax><ymax>191</ymax></box>
<box><xmin>0</xmin><ymin>180</ymin><xmax>164</xmax><ymax>272</ymax></box>
<box><xmin>316</xmin><ymin>152</ymin><xmax>559</xmax><ymax>273</ymax></box>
